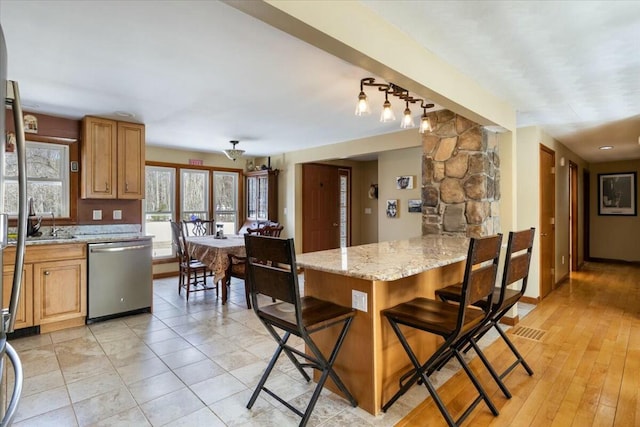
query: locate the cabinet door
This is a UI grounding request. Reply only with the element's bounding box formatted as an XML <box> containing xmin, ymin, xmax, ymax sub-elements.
<box><xmin>246</xmin><ymin>176</ymin><xmax>257</xmax><ymax>220</ymax></box>
<box><xmin>82</xmin><ymin>117</ymin><xmax>117</xmax><ymax>199</ymax></box>
<box><xmin>33</xmin><ymin>259</ymin><xmax>86</xmax><ymax>326</ymax></box>
<box><xmin>257</xmin><ymin>176</ymin><xmax>268</xmax><ymax>220</ymax></box>
<box><xmin>2</xmin><ymin>264</ymin><xmax>33</xmax><ymax>329</ymax></box>
<box><xmin>117</xmin><ymin>122</ymin><xmax>145</xmax><ymax>199</ymax></box>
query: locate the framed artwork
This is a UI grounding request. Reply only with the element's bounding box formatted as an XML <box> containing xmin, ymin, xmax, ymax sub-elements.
<box><xmin>395</xmin><ymin>175</ymin><xmax>414</xmax><ymax>189</ymax></box>
<box><xmin>23</xmin><ymin>114</ymin><xmax>38</xmax><ymax>134</ymax></box>
<box><xmin>598</xmin><ymin>172</ymin><xmax>636</xmax><ymax>216</ymax></box>
<box><xmin>408</xmin><ymin>199</ymin><xmax>421</xmax><ymax>213</ymax></box>
<box><xmin>386</xmin><ymin>199</ymin><xmax>398</xmax><ymax>218</ymax></box>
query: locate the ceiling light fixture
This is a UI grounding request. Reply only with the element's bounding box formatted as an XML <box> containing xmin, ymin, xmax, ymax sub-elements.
<box><xmin>599</xmin><ymin>145</ymin><xmax>613</xmax><ymax>150</ymax></box>
<box><xmin>355</xmin><ymin>77</ymin><xmax>434</xmax><ymax>133</ymax></box>
<box><xmin>224</xmin><ymin>140</ymin><xmax>245</xmax><ymax>161</ymax></box>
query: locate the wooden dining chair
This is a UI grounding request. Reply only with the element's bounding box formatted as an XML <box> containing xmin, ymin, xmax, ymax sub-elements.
<box><xmin>244</xmin><ymin>234</ymin><xmax>357</xmax><ymax>426</ymax></box>
<box><xmin>170</xmin><ymin>220</ymin><xmax>217</xmax><ymax>301</ymax></box>
<box><xmin>435</xmin><ymin>228</ymin><xmax>536</xmax><ymax>398</ymax></box>
<box><xmin>182</xmin><ymin>218</ymin><xmax>215</xmax><ymax>237</ymax></box>
<box><xmin>225</xmin><ymin>224</ymin><xmax>284</xmax><ymax>308</ymax></box>
<box><xmin>382</xmin><ymin>234</ymin><xmax>503</xmax><ymax>426</ymax></box>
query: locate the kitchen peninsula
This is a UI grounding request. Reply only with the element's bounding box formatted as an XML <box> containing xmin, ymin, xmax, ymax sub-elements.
<box><xmin>296</xmin><ymin>235</ymin><xmax>470</xmax><ymax>415</ymax></box>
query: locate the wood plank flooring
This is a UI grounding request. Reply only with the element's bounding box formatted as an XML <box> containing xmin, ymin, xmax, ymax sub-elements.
<box><xmin>395</xmin><ymin>262</ymin><xmax>640</xmax><ymax>427</ymax></box>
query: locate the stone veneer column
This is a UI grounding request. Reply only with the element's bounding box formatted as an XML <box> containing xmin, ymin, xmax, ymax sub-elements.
<box><xmin>421</xmin><ymin>110</ymin><xmax>500</xmax><ymax>238</ymax></box>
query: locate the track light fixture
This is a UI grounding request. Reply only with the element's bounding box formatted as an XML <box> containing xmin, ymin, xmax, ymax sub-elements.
<box><xmin>355</xmin><ymin>77</ymin><xmax>434</xmax><ymax>133</ymax></box>
<box><xmin>223</xmin><ymin>140</ymin><xmax>245</xmax><ymax>161</ymax></box>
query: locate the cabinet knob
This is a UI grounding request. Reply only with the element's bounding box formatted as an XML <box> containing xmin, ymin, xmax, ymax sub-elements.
<box><xmin>105</xmin><ymin>182</ymin><xmax>109</xmax><ymax>192</ymax></box>
<box><xmin>44</xmin><ymin>271</ymin><xmax>50</xmax><ymax>276</ymax></box>
<box><xmin>125</xmin><ymin>182</ymin><xmax>129</xmax><ymax>191</ymax></box>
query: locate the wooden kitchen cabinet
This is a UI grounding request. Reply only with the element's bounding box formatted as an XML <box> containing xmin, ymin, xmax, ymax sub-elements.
<box><xmin>33</xmin><ymin>258</ymin><xmax>86</xmax><ymax>331</ymax></box>
<box><xmin>2</xmin><ymin>263</ymin><xmax>33</xmax><ymax>330</ymax></box>
<box><xmin>3</xmin><ymin>243</ymin><xmax>87</xmax><ymax>333</ymax></box>
<box><xmin>81</xmin><ymin>116</ymin><xmax>145</xmax><ymax>199</ymax></box>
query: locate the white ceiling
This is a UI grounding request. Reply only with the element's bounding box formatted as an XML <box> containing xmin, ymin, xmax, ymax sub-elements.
<box><xmin>2</xmin><ymin>1</ymin><xmax>639</xmax><ymax>163</ymax></box>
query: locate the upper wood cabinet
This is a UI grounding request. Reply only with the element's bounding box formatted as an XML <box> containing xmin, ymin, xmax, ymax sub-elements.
<box><xmin>245</xmin><ymin>169</ymin><xmax>278</xmax><ymax>224</ymax></box>
<box><xmin>81</xmin><ymin>116</ymin><xmax>145</xmax><ymax>199</ymax></box>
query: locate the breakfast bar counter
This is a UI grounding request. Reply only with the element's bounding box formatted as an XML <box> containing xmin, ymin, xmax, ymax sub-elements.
<box><xmin>296</xmin><ymin>235</ymin><xmax>470</xmax><ymax>415</ymax></box>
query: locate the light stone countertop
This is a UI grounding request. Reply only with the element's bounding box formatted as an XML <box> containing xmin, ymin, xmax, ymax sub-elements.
<box><xmin>9</xmin><ymin>233</ymin><xmax>152</xmax><ymax>246</ymax></box>
<box><xmin>296</xmin><ymin>235</ymin><xmax>470</xmax><ymax>282</ymax></box>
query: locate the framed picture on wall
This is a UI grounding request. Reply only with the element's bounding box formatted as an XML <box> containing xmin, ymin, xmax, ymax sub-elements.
<box><xmin>395</xmin><ymin>175</ymin><xmax>414</xmax><ymax>189</ymax></box>
<box><xmin>386</xmin><ymin>199</ymin><xmax>398</xmax><ymax>218</ymax></box>
<box><xmin>598</xmin><ymin>172</ymin><xmax>636</xmax><ymax>216</ymax></box>
<box><xmin>408</xmin><ymin>199</ymin><xmax>421</xmax><ymax>213</ymax></box>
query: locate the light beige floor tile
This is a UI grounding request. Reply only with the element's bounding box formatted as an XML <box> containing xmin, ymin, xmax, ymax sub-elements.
<box><xmin>137</xmin><ymin>327</ymin><xmax>178</xmax><ymax>344</ymax></box>
<box><xmin>243</xmin><ymin>336</ymin><xmax>279</xmax><ymax>359</ymax></box>
<box><xmin>147</xmin><ymin>336</ymin><xmax>193</xmax><ymax>356</ymax></box>
<box><xmin>128</xmin><ymin>371</ymin><xmax>185</xmax><ymax>404</ymax></box>
<box><xmin>67</xmin><ymin>370</ymin><xmax>125</xmax><ymax>403</ymax></box>
<box><xmin>159</xmin><ymin>346</ymin><xmax>207</xmax><ymax>369</ymax></box>
<box><xmin>115</xmin><ymin>356</ymin><xmax>170</xmax><ymax>385</ymax></box>
<box><xmin>89</xmin><ymin>406</ymin><xmax>151</xmax><ymax>427</ymax></box>
<box><xmin>287</xmin><ymin>389</ymin><xmax>353</xmax><ymax>426</ymax></box>
<box><xmin>139</xmin><ymin>388</ymin><xmax>205</xmax><ymax>426</ymax></box>
<box><xmin>162</xmin><ymin>407</ymin><xmax>226</xmax><ymax>427</ymax></box>
<box><xmin>59</xmin><ymin>355</ymin><xmax>115</xmax><ymax>384</ymax></box>
<box><xmin>105</xmin><ymin>343</ymin><xmax>157</xmax><ymax>368</ymax></box>
<box><xmin>50</xmin><ymin>326</ymin><xmax>94</xmax><ymax>344</ymax></box>
<box><xmin>190</xmin><ymin>372</ymin><xmax>248</xmax><ymax>405</ymax></box>
<box><xmin>213</xmin><ymin>349</ymin><xmax>261</xmax><ymax>372</ymax></box>
<box><xmin>18</xmin><ymin>346</ymin><xmax>60</xmax><ymax>378</ymax></box>
<box><xmin>21</xmin><ymin>369</ymin><xmax>65</xmax><ymax>397</ymax></box>
<box><xmin>172</xmin><ymin>358</ymin><xmax>226</xmax><ymax>386</ymax></box>
<box><xmin>9</xmin><ymin>334</ymin><xmax>52</xmax><ymax>352</ymax></box>
<box><xmin>72</xmin><ymin>385</ymin><xmax>137</xmax><ymax>426</ymax></box>
<box><xmin>54</xmin><ymin>336</ymin><xmax>103</xmax><ymax>358</ymax></box>
<box><xmin>209</xmin><ymin>389</ymin><xmax>273</xmax><ymax>426</ymax></box>
<box><xmin>196</xmin><ymin>337</ymin><xmax>241</xmax><ymax>358</ymax></box>
<box><xmin>229</xmin><ymin>360</ymin><xmax>269</xmax><ymax>388</ymax></box>
<box><xmin>13</xmin><ymin>386</ymin><xmax>71</xmax><ymax>423</ymax></box>
<box><xmin>235</xmin><ymin>406</ymin><xmax>300</xmax><ymax>427</ymax></box>
<box><xmin>13</xmin><ymin>405</ymin><xmax>78</xmax><ymax>427</ymax></box>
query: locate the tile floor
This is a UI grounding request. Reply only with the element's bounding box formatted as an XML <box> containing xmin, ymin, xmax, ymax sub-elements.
<box><xmin>9</xmin><ymin>276</ymin><xmax>531</xmax><ymax>426</ymax></box>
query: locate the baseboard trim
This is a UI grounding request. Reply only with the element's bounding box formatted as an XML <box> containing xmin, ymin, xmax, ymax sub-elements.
<box><xmin>500</xmin><ymin>315</ymin><xmax>519</xmax><ymax>326</ymax></box>
<box><xmin>153</xmin><ymin>272</ymin><xmax>178</xmax><ymax>280</ymax></box>
<box><xmin>589</xmin><ymin>257</ymin><xmax>640</xmax><ymax>265</ymax></box>
<box><xmin>520</xmin><ymin>295</ymin><xmax>539</xmax><ymax>305</ymax></box>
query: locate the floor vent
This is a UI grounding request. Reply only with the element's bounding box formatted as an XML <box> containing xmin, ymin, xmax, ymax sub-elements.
<box><xmin>510</xmin><ymin>326</ymin><xmax>546</xmax><ymax>341</ymax></box>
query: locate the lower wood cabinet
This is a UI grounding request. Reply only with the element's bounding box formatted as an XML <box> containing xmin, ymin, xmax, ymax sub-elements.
<box><xmin>2</xmin><ymin>264</ymin><xmax>33</xmax><ymax>330</ymax></box>
<box><xmin>33</xmin><ymin>259</ymin><xmax>86</xmax><ymax>330</ymax></box>
<box><xmin>2</xmin><ymin>243</ymin><xmax>87</xmax><ymax>333</ymax></box>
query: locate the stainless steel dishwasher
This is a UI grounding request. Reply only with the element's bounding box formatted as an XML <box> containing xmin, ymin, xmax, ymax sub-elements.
<box><xmin>87</xmin><ymin>238</ymin><xmax>153</xmax><ymax>323</ymax></box>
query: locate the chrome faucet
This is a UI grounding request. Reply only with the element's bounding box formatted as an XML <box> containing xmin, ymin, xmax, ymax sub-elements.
<box><xmin>50</xmin><ymin>212</ymin><xmax>61</xmax><ymax>238</ymax></box>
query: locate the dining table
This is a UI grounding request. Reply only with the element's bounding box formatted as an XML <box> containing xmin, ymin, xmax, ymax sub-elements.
<box><xmin>185</xmin><ymin>234</ymin><xmax>246</xmax><ymax>304</ymax></box>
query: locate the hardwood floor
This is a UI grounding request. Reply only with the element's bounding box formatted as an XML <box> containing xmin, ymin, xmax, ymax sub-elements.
<box><xmin>396</xmin><ymin>262</ymin><xmax>640</xmax><ymax>427</ymax></box>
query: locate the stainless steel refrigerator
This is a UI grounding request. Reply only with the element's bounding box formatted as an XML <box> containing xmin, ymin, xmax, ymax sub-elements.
<box><xmin>0</xmin><ymin>23</ymin><xmax>26</xmax><ymax>426</ymax></box>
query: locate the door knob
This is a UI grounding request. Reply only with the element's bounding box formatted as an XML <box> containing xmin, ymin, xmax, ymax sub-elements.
<box><xmin>332</xmin><ymin>223</ymin><xmax>339</xmax><ymax>227</ymax></box>
<box><xmin>541</xmin><ymin>233</ymin><xmax>548</xmax><ymax>237</ymax></box>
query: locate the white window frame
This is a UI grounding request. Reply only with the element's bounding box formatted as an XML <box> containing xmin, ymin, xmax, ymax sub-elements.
<box><xmin>2</xmin><ymin>140</ymin><xmax>70</xmax><ymax>217</ymax></box>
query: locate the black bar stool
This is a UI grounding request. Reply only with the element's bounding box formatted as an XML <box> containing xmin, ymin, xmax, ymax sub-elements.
<box><xmin>244</xmin><ymin>234</ymin><xmax>357</xmax><ymax>427</ymax></box>
<box><xmin>382</xmin><ymin>234</ymin><xmax>503</xmax><ymax>426</ymax></box>
<box><xmin>436</xmin><ymin>228</ymin><xmax>536</xmax><ymax>397</ymax></box>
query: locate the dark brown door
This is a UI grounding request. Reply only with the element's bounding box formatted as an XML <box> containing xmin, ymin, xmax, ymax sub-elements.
<box><xmin>540</xmin><ymin>145</ymin><xmax>555</xmax><ymax>299</ymax></box>
<box><xmin>302</xmin><ymin>164</ymin><xmax>340</xmax><ymax>253</ymax></box>
<box><xmin>583</xmin><ymin>170</ymin><xmax>590</xmax><ymax>261</ymax></box>
<box><xmin>569</xmin><ymin>161</ymin><xmax>579</xmax><ymax>271</ymax></box>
